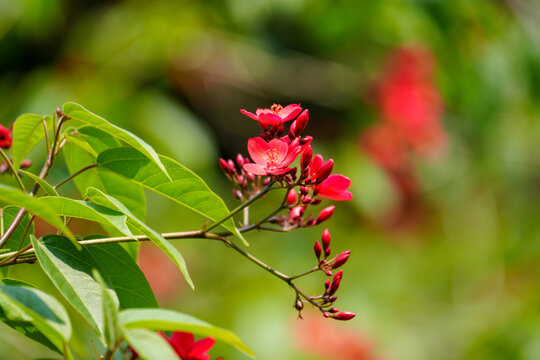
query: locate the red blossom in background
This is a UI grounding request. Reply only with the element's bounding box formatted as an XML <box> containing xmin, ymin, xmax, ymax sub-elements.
<box><xmin>159</xmin><ymin>331</ymin><xmax>216</xmax><ymax>360</ymax></box>
<box><xmin>241</xmin><ymin>103</ymin><xmax>302</xmax><ymax>128</ymax></box>
<box><xmin>0</xmin><ymin>125</ymin><xmax>12</xmax><ymax>149</ymax></box>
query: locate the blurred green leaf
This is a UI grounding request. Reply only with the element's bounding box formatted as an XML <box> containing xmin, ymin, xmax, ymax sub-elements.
<box><xmin>1</xmin><ymin>205</ymin><xmax>34</xmax><ymax>251</ymax></box>
<box><xmin>92</xmin><ymin>270</ymin><xmax>120</xmax><ymax>349</ymax></box>
<box><xmin>122</xmin><ymin>328</ymin><xmax>178</xmax><ymax>360</ymax></box>
<box><xmin>11</xmin><ymin>113</ymin><xmax>52</xmax><ymax>170</ymax></box>
<box><xmin>97</xmin><ymin>147</ymin><xmax>245</xmax><ymax>244</ymax></box>
<box><xmin>0</xmin><ymin>184</ymin><xmax>75</xmax><ymax>244</ymax></box>
<box><xmin>0</xmin><ymin>284</ymin><xmax>71</xmax><ymax>353</ymax></box>
<box><xmin>119</xmin><ymin>308</ymin><xmax>255</xmax><ymax>358</ymax></box>
<box><xmin>86</xmin><ymin>187</ymin><xmax>194</xmax><ymax>289</ymax></box>
<box><xmin>62</xmin><ymin>102</ymin><xmax>170</xmax><ymax>180</ymax></box>
<box><xmin>40</xmin><ymin>196</ymin><xmax>133</xmax><ymax>236</ymax></box>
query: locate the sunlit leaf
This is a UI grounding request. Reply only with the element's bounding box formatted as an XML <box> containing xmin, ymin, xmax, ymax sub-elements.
<box><xmin>12</xmin><ymin>113</ymin><xmax>53</xmax><ymax>170</ymax></box>
<box><xmin>20</xmin><ymin>171</ymin><xmax>58</xmax><ymax>197</ymax></box>
<box><xmin>97</xmin><ymin>147</ymin><xmax>246</xmax><ymax>245</ymax></box>
<box><xmin>119</xmin><ymin>308</ymin><xmax>255</xmax><ymax>358</ymax></box>
<box><xmin>92</xmin><ymin>270</ymin><xmax>120</xmax><ymax>349</ymax></box>
<box><xmin>123</xmin><ymin>328</ymin><xmax>178</xmax><ymax>360</ymax></box>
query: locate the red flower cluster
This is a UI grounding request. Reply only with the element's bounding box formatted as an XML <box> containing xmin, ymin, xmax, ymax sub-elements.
<box><xmin>360</xmin><ymin>46</ymin><xmax>446</xmax><ymax>206</ymax></box>
<box><xmin>0</xmin><ymin>125</ymin><xmax>12</xmax><ymax>149</ymax></box>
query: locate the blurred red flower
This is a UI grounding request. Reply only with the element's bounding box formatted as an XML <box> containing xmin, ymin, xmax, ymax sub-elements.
<box><xmin>0</xmin><ymin>125</ymin><xmax>12</xmax><ymax>149</ymax></box>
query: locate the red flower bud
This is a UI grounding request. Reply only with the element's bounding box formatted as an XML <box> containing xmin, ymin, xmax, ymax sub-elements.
<box><xmin>295</xmin><ymin>110</ymin><xmax>309</xmax><ymax>135</ymax></box>
<box><xmin>316</xmin><ymin>159</ymin><xmax>334</xmax><ymax>183</ymax></box>
<box><xmin>227</xmin><ymin>159</ymin><xmax>236</xmax><ymax>172</ymax></box>
<box><xmin>328</xmin><ymin>270</ymin><xmax>343</xmax><ymax>295</ymax></box>
<box><xmin>332</xmin><ymin>311</ymin><xmax>356</xmax><ymax>321</ymax></box>
<box><xmin>299</xmin><ymin>186</ymin><xmax>309</xmax><ymax>195</ymax></box>
<box><xmin>324</xmin><ymin>248</ymin><xmax>331</xmax><ymax>258</ymax></box>
<box><xmin>332</xmin><ymin>250</ymin><xmax>351</xmax><ymax>269</ymax></box>
<box><xmin>299</xmin><ymin>136</ymin><xmax>312</xmax><ymax>145</ymax></box>
<box><xmin>311</xmin><ymin>198</ymin><xmax>322</xmax><ymax>205</ymax></box>
<box><xmin>314</xmin><ymin>241</ymin><xmax>322</xmax><ymax>260</ymax></box>
<box><xmin>219</xmin><ymin>158</ymin><xmax>230</xmax><ymax>173</ymax></box>
<box><xmin>236</xmin><ymin>154</ymin><xmax>245</xmax><ymax>166</ymax></box>
<box><xmin>316</xmin><ymin>206</ymin><xmax>335</xmax><ymax>224</ymax></box>
<box><xmin>301</xmin><ymin>146</ymin><xmax>312</xmax><ymax>171</ymax></box>
<box><xmin>20</xmin><ymin>159</ymin><xmax>32</xmax><ymax>169</ymax></box>
<box><xmin>289</xmin><ymin>206</ymin><xmax>305</xmax><ymax>222</ymax></box>
<box><xmin>329</xmin><ymin>307</ymin><xmax>339</xmax><ymax>314</ymax></box>
<box><xmin>310</xmin><ymin>154</ymin><xmax>323</xmax><ymax>177</ymax></box>
<box><xmin>287</xmin><ymin>189</ymin><xmax>297</xmax><ymax>205</ymax></box>
<box><xmin>321</xmin><ymin>228</ymin><xmax>331</xmax><ymax>251</ymax></box>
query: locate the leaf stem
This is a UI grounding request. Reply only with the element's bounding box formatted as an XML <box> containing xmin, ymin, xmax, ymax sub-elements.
<box><xmin>54</xmin><ymin>164</ymin><xmax>98</xmax><ymax>190</ymax></box>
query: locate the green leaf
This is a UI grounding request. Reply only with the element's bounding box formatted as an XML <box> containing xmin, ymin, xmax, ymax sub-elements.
<box><xmin>119</xmin><ymin>308</ymin><xmax>255</xmax><ymax>358</ymax></box>
<box><xmin>12</xmin><ymin>113</ymin><xmax>53</xmax><ymax>170</ymax></box>
<box><xmin>97</xmin><ymin>147</ymin><xmax>245</xmax><ymax>245</ymax></box>
<box><xmin>86</xmin><ymin>243</ymin><xmax>157</xmax><ymax>309</ymax></box>
<box><xmin>39</xmin><ymin>196</ymin><xmax>134</xmax><ymax>237</ymax></box>
<box><xmin>92</xmin><ymin>270</ymin><xmax>120</xmax><ymax>349</ymax></box>
<box><xmin>86</xmin><ymin>188</ymin><xmax>194</xmax><ymax>289</ymax></box>
<box><xmin>0</xmin><ymin>285</ymin><xmax>71</xmax><ymax>352</ymax></box>
<box><xmin>62</xmin><ymin>102</ymin><xmax>170</xmax><ymax>180</ymax></box>
<box><xmin>31</xmin><ymin>235</ymin><xmax>106</xmax><ymax>339</ymax></box>
<box><xmin>20</xmin><ymin>171</ymin><xmax>58</xmax><ymax>197</ymax></box>
<box><xmin>0</xmin><ymin>184</ymin><xmax>75</xmax><ymax>245</ymax></box>
<box><xmin>1</xmin><ymin>206</ymin><xmax>34</xmax><ymax>251</ymax></box>
<box><xmin>123</xmin><ymin>328</ymin><xmax>178</xmax><ymax>360</ymax></box>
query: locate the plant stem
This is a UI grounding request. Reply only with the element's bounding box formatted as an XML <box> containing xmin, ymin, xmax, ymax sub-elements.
<box><xmin>54</xmin><ymin>164</ymin><xmax>98</xmax><ymax>190</ymax></box>
<box><xmin>0</xmin><ymin>147</ymin><xmax>26</xmax><ymax>192</ymax></box>
<box><xmin>288</xmin><ymin>266</ymin><xmax>319</xmax><ymax>281</ymax></box>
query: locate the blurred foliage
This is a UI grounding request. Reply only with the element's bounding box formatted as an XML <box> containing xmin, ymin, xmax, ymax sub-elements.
<box><xmin>1</xmin><ymin>0</ymin><xmax>540</xmax><ymax>359</ymax></box>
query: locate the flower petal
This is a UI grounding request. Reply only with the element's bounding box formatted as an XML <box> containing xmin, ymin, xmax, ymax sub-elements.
<box><xmin>247</xmin><ymin>137</ymin><xmax>270</xmax><ymax>165</ymax></box>
<box><xmin>268</xmin><ymin>167</ymin><xmax>291</xmax><ymax>175</ymax></box>
<box><xmin>243</xmin><ymin>163</ymin><xmax>268</xmax><ymax>175</ymax></box>
<box><xmin>240</xmin><ymin>109</ymin><xmax>260</xmax><ymax>121</ymax></box>
<box><xmin>189</xmin><ymin>337</ymin><xmax>215</xmax><ymax>357</ymax></box>
<box><xmin>259</xmin><ymin>113</ymin><xmax>283</xmax><ymax>127</ymax></box>
<box><xmin>279</xmin><ymin>104</ymin><xmax>302</xmax><ymax>122</ymax></box>
<box><xmin>170</xmin><ymin>331</ymin><xmax>194</xmax><ymax>358</ymax></box>
<box><xmin>320</xmin><ymin>174</ymin><xmax>351</xmax><ymax>192</ymax></box>
<box><xmin>319</xmin><ymin>190</ymin><xmax>353</xmax><ymax>201</ymax></box>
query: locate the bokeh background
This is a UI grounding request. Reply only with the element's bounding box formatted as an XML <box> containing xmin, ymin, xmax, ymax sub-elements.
<box><xmin>1</xmin><ymin>0</ymin><xmax>540</xmax><ymax>359</ymax></box>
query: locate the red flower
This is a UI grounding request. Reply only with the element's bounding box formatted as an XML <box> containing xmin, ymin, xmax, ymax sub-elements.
<box><xmin>243</xmin><ymin>137</ymin><xmax>309</xmax><ymax>176</ymax></box>
<box><xmin>159</xmin><ymin>331</ymin><xmax>215</xmax><ymax>360</ymax></box>
<box><xmin>0</xmin><ymin>125</ymin><xmax>12</xmax><ymax>149</ymax></box>
<box><xmin>316</xmin><ymin>175</ymin><xmax>352</xmax><ymax>201</ymax></box>
<box><xmin>241</xmin><ymin>104</ymin><xmax>302</xmax><ymax>128</ymax></box>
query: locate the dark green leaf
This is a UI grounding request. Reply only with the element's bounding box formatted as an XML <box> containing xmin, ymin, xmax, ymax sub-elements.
<box><xmin>97</xmin><ymin>147</ymin><xmax>245</xmax><ymax>244</ymax></box>
<box><xmin>119</xmin><ymin>308</ymin><xmax>255</xmax><ymax>358</ymax></box>
<box><xmin>0</xmin><ymin>285</ymin><xmax>71</xmax><ymax>352</ymax></box>
<box><xmin>86</xmin><ymin>188</ymin><xmax>194</xmax><ymax>289</ymax></box>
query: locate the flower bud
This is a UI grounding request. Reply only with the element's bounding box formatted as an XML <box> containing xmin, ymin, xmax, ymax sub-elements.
<box><xmin>321</xmin><ymin>228</ymin><xmax>331</xmax><ymax>251</ymax></box>
<box><xmin>316</xmin><ymin>159</ymin><xmax>334</xmax><ymax>183</ymax></box>
<box><xmin>289</xmin><ymin>206</ymin><xmax>305</xmax><ymax>222</ymax></box>
<box><xmin>328</xmin><ymin>296</ymin><xmax>338</xmax><ymax>302</ymax></box>
<box><xmin>302</xmin><ymin>196</ymin><xmax>312</xmax><ymax>204</ymax></box>
<box><xmin>227</xmin><ymin>159</ymin><xmax>236</xmax><ymax>172</ymax></box>
<box><xmin>311</xmin><ymin>198</ymin><xmax>322</xmax><ymax>205</ymax></box>
<box><xmin>295</xmin><ymin>298</ymin><xmax>304</xmax><ymax>311</ymax></box>
<box><xmin>289</xmin><ymin>121</ymin><xmax>297</xmax><ymax>138</ymax></box>
<box><xmin>232</xmin><ymin>189</ymin><xmax>242</xmax><ymax>200</ymax></box>
<box><xmin>314</xmin><ymin>241</ymin><xmax>322</xmax><ymax>260</ymax></box>
<box><xmin>324</xmin><ymin>248</ymin><xmax>331</xmax><ymax>258</ymax></box>
<box><xmin>299</xmin><ymin>186</ymin><xmax>309</xmax><ymax>195</ymax></box>
<box><xmin>219</xmin><ymin>158</ymin><xmax>230</xmax><ymax>173</ymax></box>
<box><xmin>316</xmin><ymin>206</ymin><xmax>335</xmax><ymax>224</ymax></box>
<box><xmin>329</xmin><ymin>307</ymin><xmax>339</xmax><ymax>314</ymax></box>
<box><xmin>324</xmin><ymin>279</ymin><xmax>331</xmax><ymax>291</ymax></box>
<box><xmin>236</xmin><ymin>154</ymin><xmax>245</xmax><ymax>166</ymax></box>
<box><xmin>328</xmin><ymin>270</ymin><xmax>343</xmax><ymax>295</ymax></box>
<box><xmin>246</xmin><ymin>172</ymin><xmax>255</xmax><ymax>182</ymax></box>
<box><xmin>301</xmin><ymin>146</ymin><xmax>312</xmax><ymax>171</ymax></box>
<box><xmin>332</xmin><ymin>250</ymin><xmax>351</xmax><ymax>269</ymax></box>
<box><xmin>299</xmin><ymin>136</ymin><xmax>312</xmax><ymax>145</ymax></box>
<box><xmin>263</xmin><ymin>177</ymin><xmax>271</xmax><ymax>185</ymax></box>
<box><xmin>56</xmin><ymin>107</ymin><xmax>63</xmax><ymax>118</ymax></box>
<box><xmin>332</xmin><ymin>311</ymin><xmax>356</xmax><ymax>321</ymax></box>
<box><xmin>20</xmin><ymin>159</ymin><xmax>32</xmax><ymax>168</ymax></box>
<box><xmin>277</xmin><ymin>124</ymin><xmax>285</xmax><ymax>136</ymax></box>
<box><xmin>323</xmin><ymin>312</ymin><xmax>330</xmax><ymax>318</ymax></box>
<box><xmin>310</xmin><ymin>154</ymin><xmax>323</xmax><ymax>176</ymax></box>
<box><xmin>286</xmin><ymin>189</ymin><xmax>297</xmax><ymax>205</ymax></box>
<box><xmin>295</xmin><ymin>110</ymin><xmax>309</xmax><ymax>135</ymax></box>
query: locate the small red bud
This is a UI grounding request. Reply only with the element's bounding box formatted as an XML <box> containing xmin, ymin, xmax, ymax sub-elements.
<box><xmin>332</xmin><ymin>250</ymin><xmax>351</xmax><ymax>269</ymax></box>
<box><xmin>56</xmin><ymin>107</ymin><xmax>63</xmax><ymax>118</ymax></box>
<box><xmin>321</xmin><ymin>228</ymin><xmax>331</xmax><ymax>251</ymax></box>
<box><xmin>301</xmin><ymin>146</ymin><xmax>312</xmax><ymax>171</ymax></box>
<box><xmin>302</xmin><ymin>196</ymin><xmax>312</xmax><ymax>204</ymax></box>
<box><xmin>316</xmin><ymin>206</ymin><xmax>335</xmax><ymax>224</ymax></box>
<box><xmin>324</xmin><ymin>248</ymin><xmax>331</xmax><ymax>258</ymax></box>
<box><xmin>328</xmin><ymin>270</ymin><xmax>343</xmax><ymax>295</ymax></box>
<box><xmin>277</xmin><ymin>124</ymin><xmax>285</xmax><ymax>136</ymax></box>
<box><xmin>314</xmin><ymin>241</ymin><xmax>322</xmax><ymax>260</ymax></box>
<box><xmin>246</xmin><ymin>172</ymin><xmax>255</xmax><ymax>182</ymax></box>
<box><xmin>328</xmin><ymin>296</ymin><xmax>338</xmax><ymax>302</ymax></box>
<box><xmin>289</xmin><ymin>206</ymin><xmax>305</xmax><ymax>222</ymax></box>
<box><xmin>227</xmin><ymin>159</ymin><xmax>235</xmax><ymax>172</ymax></box>
<box><xmin>329</xmin><ymin>307</ymin><xmax>339</xmax><ymax>314</ymax></box>
<box><xmin>324</xmin><ymin>279</ymin><xmax>331</xmax><ymax>290</ymax></box>
<box><xmin>236</xmin><ymin>154</ymin><xmax>245</xmax><ymax>166</ymax></box>
<box><xmin>323</xmin><ymin>312</ymin><xmax>330</xmax><ymax>318</ymax></box>
<box><xmin>311</xmin><ymin>198</ymin><xmax>322</xmax><ymax>205</ymax></box>
<box><xmin>325</xmin><ymin>269</ymin><xmax>333</xmax><ymax>276</ymax></box>
<box><xmin>332</xmin><ymin>311</ymin><xmax>356</xmax><ymax>321</ymax></box>
<box><xmin>316</xmin><ymin>159</ymin><xmax>334</xmax><ymax>183</ymax></box>
<box><xmin>295</xmin><ymin>110</ymin><xmax>309</xmax><ymax>135</ymax></box>
<box><xmin>219</xmin><ymin>158</ymin><xmax>230</xmax><ymax>173</ymax></box>
<box><xmin>232</xmin><ymin>189</ymin><xmax>242</xmax><ymax>200</ymax></box>
<box><xmin>299</xmin><ymin>186</ymin><xmax>309</xmax><ymax>195</ymax></box>
<box><xmin>286</xmin><ymin>189</ymin><xmax>297</xmax><ymax>205</ymax></box>
<box><xmin>20</xmin><ymin>159</ymin><xmax>32</xmax><ymax>168</ymax></box>
<box><xmin>299</xmin><ymin>136</ymin><xmax>312</xmax><ymax>145</ymax></box>
<box><xmin>263</xmin><ymin>177</ymin><xmax>271</xmax><ymax>185</ymax></box>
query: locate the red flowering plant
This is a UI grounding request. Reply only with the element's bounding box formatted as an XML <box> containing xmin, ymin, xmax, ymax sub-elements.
<box><xmin>0</xmin><ymin>102</ymin><xmax>352</xmax><ymax>360</ymax></box>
